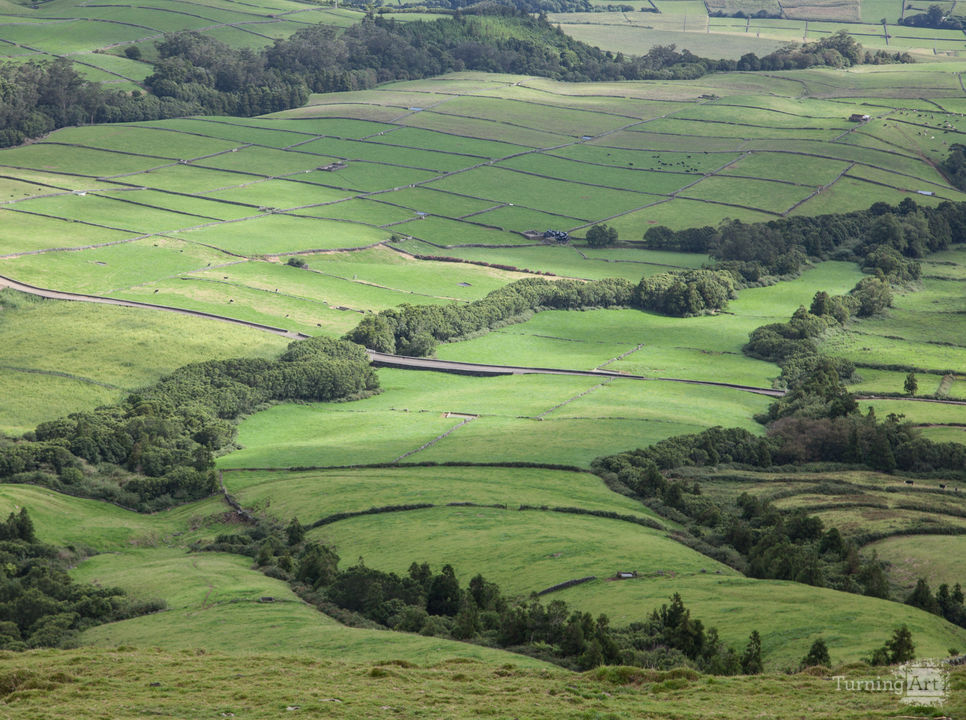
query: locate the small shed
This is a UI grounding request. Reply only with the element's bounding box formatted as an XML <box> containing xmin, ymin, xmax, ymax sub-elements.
<box><xmin>849</xmin><ymin>114</ymin><xmax>871</xmax><ymax>122</ymax></box>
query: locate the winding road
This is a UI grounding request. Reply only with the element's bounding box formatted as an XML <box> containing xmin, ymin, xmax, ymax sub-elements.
<box><xmin>4</xmin><ymin>271</ymin><xmax>966</xmax><ymax>405</ymax></box>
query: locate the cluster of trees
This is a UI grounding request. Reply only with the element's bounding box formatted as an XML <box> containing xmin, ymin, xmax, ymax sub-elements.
<box><xmin>645</xmin><ymin>197</ymin><xmax>959</xmax><ymax>283</ymax></box>
<box><xmin>735</xmin><ymin>32</ymin><xmax>912</xmax><ymax>70</ymax></box>
<box><xmin>370</xmin><ymin>0</ymin><xmax>598</xmax><ymax>12</ymax></box>
<box><xmin>345</xmin><ymin>276</ymin><xmax>635</xmax><ymax>355</ymax></box>
<box><xmin>906</xmin><ymin>577</ymin><xmax>966</xmax><ymax>629</ymax></box>
<box><xmin>0</xmin><ymin>337</ymin><xmax>377</xmax><ymax>510</ymax></box>
<box><xmin>941</xmin><ymin>144</ymin><xmax>966</xmax><ymax>191</ymax></box>
<box><xmin>205</xmin><ymin>520</ymin><xmax>760</xmax><ymax>673</ymax></box>
<box><xmin>0</xmin><ymin>509</ymin><xmax>164</xmax><ymax>650</ymax></box>
<box><xmin>585</xmin><ymin>224</ymin><xmax>619</xmax><ymax>248</ymax></box>
<box><xmin>635</xmin><ymin>269</ymin><xmax>737</xmax><ymax>317</ymax></box>
<box><xmin>0</xmin><ymin>58</ymin><xmax>199</xmax><ymax>148</ymax></box>
<box><xmin>345</xmin><ymin>267</ymin><xmax>742</xmax><ymax>356</ymax></box>
<box><xmin>900</xmin><ymin>4</ymin><xmax>963</xmax><ymax>29</ymax></box>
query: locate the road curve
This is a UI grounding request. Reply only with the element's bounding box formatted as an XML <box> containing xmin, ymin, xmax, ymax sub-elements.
<box><xmin>367</xmin><ymin>350</ymin><xmax>787</xmax><ymax>397</ymax></box>
<box><xmin>0</xmin><ymin>273</ymin><xmax>308</xmax><ymax>340</ymax></box>
<box><xmin>4</xmin><ymin>273</ymin><xmax>965</xmax><ymax>406</ymax></box>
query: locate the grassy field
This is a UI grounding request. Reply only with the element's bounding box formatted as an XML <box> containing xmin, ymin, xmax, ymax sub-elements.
<box><xmin>2</xmin><ymin>58</ymin><xmax>966</xmax><ymax>704</ymax></box>
<box><xmin>7</xmin><ymin>648</ymin><xmax>954</xmax><ymax>720</ymax></box>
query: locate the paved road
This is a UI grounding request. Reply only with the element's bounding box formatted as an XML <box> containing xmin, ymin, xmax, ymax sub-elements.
<box><xmin>0</xmin><ymin>273</ymin><xmax>307</xmax><ymax>340</ymax></box>
<box><xmin>5</xmin><ymin>273</ymin><xmax>966</xmax><ymax>407</ymax></box>
<box><xmin>367</xmin><ymin>350</ymin><xmax>787</xmax><ymax>397</ymax></box>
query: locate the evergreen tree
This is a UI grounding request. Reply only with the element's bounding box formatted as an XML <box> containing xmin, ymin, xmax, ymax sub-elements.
<box><xmin>800</xmin><ymin>638</ymin><xmax>831</xmax><ymax>668</ymax></box>
<box><xmin>741</xmin><ymin>630</ymin><xmax>763</xmax><ymax>674</ymax></box>
<box><xmin>904</xmin><ymin>372</ymin><xmax>918</xmax><ymax>396</ymax></box>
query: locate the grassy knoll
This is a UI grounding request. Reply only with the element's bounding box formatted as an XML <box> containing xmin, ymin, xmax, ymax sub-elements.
<box><xmin>223</xmin><ymin>466</ymin><xmax>667</xmax><ymax>526</ymax></box>
<box><xmin>4</xmin><ymin>648</ymin><xmax>942</xmax><ymax>720</ymax></box>
<box><xmin>0</xmin><ymin>290</ymin><xmax>286</xmax><ymax>434</ymax></box>
<box><xmin>311</xmin><ymin>506</ymin><xmax>735</xmax><ymax>596</ymax></box>
<box><xmin>557</xmin><ymin>574</ymin><xmax>966</xmax><ymax>669</ymax></box>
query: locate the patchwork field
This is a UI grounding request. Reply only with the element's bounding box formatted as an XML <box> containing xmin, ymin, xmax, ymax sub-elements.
<box><xmin>1</xmin><ymin>62</ymin><xmax>965</xmax><ymax>709</ymax></box>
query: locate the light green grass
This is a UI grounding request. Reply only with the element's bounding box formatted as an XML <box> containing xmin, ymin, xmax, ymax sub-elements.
<box><xmin>75</xmin><ymin>549</ymin><xmax>544</xmax><ymax>665</ymax></box>
<box><xmin>558</xmin><ymin>573</ymin><xmax>966</xmax><ymax>669</ymax></box>
<box><xmin>311</xmin><ymin>506</ymin><xmax>732</xmax><ymax>597</ymax></box>
<box><xmin>171</xmin><ymin>214</ymin><xmax>389</xmax><ymax>255</ymax></box>
<box><xmin>0</xmin><ymin>290</ymin><xmax>286</xmax><ymax>433</ymax></box>
<box><xmin>225</xmin><ymin>466</ymin><xmax>664</xmax><ymax>526</ymax></box>
<box><xmin>0</xmin><ymin>208</ymin><xmax>137</xmax><ymax>255</ymax></box>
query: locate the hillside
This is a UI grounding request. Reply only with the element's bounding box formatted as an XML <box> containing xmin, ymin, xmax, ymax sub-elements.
<box><xmin>0</xmin><ymin>6</ymin><xmax>965</xmax><ymax>716</ymax></box>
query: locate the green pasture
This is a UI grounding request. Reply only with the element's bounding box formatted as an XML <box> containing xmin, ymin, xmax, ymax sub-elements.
<box><xmin>379</xmin><ymin>187</ymin><xmax>498</xmax><ymax>217</ymax></box>
<box><xmin>0</xmin><ymin>208</ymin><xmax>137</xmax><ymax>255</ymax></box>
<box><xmin>0</xmin><ymin>484</ymin><xmax>224</xmax><ymax>551</ymax></box>
<box><xmin>399</xmin><ymin>110</ymin><xmax>571</xmax><ymax>148</ymax></box>
<box><xmin>202</xmin><ymin>178</ymin><xmax>353</xmax><ymax>209</ymax></box>
<box><xmin>311</xmin><ymin>506</ymin><xmax>732</xmax><ymax>598</ymax></box>
<box><xmin>400</xmin><ymin>243</ymin><xmax>688</xmax><ymax>281</ymax></box>
<box><xmin>218</xmin><ymin>407</ymin><xmax>460</xmax><ymax>469</ymax></box>
<box><xmin>595</xmin><ymin>129</ymin><xmax>748</xmax><ymax>152</ymax></box>
<box><xmin>9</xmin><ymin>192</ymin><xmax>219</xmax><ymax>234</ymax></box>
<box><xmin>848</xmin><ymin>367</ymin><xmax>948</xmax><ymax>396</ymax></box>
<box><xmin>294</xmin><ymin>136</ymin><xmax>476</xmax><ymax>173</ymax></box>
<box><xmin>608</xmin><ymin>198</ymin><xmax>774</xmax><ymax>235</ymax></box>
<box><xmin>678</xmin><ymin>175</ymin><xmax>816</xmax><ymax>214</ymax></box>
<box><xmin>425</xmin><ymin>166</ymin><xmax>659</xmax><ymax>220</ymax></box>
<box><xmin>187</xmin><ymin>260</ymin><xmax>459</xmax><ymax>311</ymax></box>
<box><xmin>293</xmin><ymin>198</ymin><xmax>417</xmax><ymax>226</ymax></box>
<box><xmin>47</xmin><ymin>125</ymin><xmax>240</xmax><ymax>160</ymax></box>
<box><xmin>367</xmin><ymin>126</ymin><xmax>525</xmax><ymax>159</ymax></box>
<box><xmin>467</xmin><ymin>204</ymin><xmax>584</xmax><ymax>233</ymax></box>
<box><xmin>141</xmin><ymin>117</ymin><xmax>314</xmax><ymax>148</ymax></box>
<box><xmin>498</xmin><ymin>154</ymin><xmax>697</xmax><ymax>195</ymax></box>
<box><xmin>129</xmin><ymin>164</ymin><xmax>263</xmax><ymax>194</ymax></box>
<box><xmin>224</xmin><ymin>465</ymin><xmax>664</xmax><ymax>526</ymax></box>
<box><xmin>171</xmin><ymin>214</ymin><xmax>388</xmax><ymax>255</ymax></box>
<box><xmin>414</xmin><ymin>415</ymin><xmax>710</xmax><ymax>466</ymax></box>
<box><xmin>197</xmin><ymin>146</ymin><xmax>340</xmax><ymax>177</ymax></box>
<box><xmin>108</xmin><ymin>277</ymin><xmax>355</xmax><ymax>337</ymax></box>
<box><xmin>391</xmin><ymin>215</ymin><xmax>529</xmax><ymax>246</ymax></box>
<box><xmin>302</xmin><ymin>162</ymin><xmax>441</xmax><ymax>193</ymax></box>
<box><xmin>75</xmin><ymin>548</ymin><xmax>542</xmax><ymax>665</ymax></box>
<box><xmin>557</xmin><ymin>574</ymin><xmax>966</xmax><ymax>669</ymax></box>
<box><xmin>858</xmin><ymin>398</ymin><xmax>966</xmax><ymax>425</ymax></box>
<box><xmin>0</xmin><ymin>142</ymin><xmax>165</xmax><ymax>177</ymax></box>
<box><xmin>0</xmin><ymin>236</ymin><xmax>233</xmax><ymax>294</ymax></box>
<box><xmin>721</xmin><ymin>152</ymin><xmax>851</xmax><ymax>186</ymax></box>
<box><xmin>431</xmin><ymin>96</ymin><xmax>632</xmax><ymax>138</ymax></box>
<box><xmin>303</xmin><ymin>246</ymin><xmax>532</xmax><ymax>301</ymax></box>
<box><xmin>0</xmin><ymin>290</ymin><xmax>286</xmax><ymax>434</ymax></box>
<box><xmin>869</xmin><ymin>533</ymin><xmax>966</xmax><ymax>591</ymax></box>
<box><xmin>549</xmin><ymin>145</ymin><xmax>740</xmax><ymax>175</ymax></box>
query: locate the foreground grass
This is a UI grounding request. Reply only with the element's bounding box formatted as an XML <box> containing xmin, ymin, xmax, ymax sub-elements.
<box><xmin>1</xmin><ymin>647</ymin><xmax>960</xmax><ymax>719</ymax></box>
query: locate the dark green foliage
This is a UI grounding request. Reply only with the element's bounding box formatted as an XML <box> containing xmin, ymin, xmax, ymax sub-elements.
<box><xmin>801</xmin><ymin>638</ymin><xmax>831</xmax><ymax>668</ymax></box>
<box><xmin>0</xmin><ymin>58</ymin><xmax>200</xmax><ymax>148</ymax></box>
<box><xmin>345</xmin><ymin>277</ymin><xmax>634</xmax><ymax>355</ymax></box>
<box><xmin>635</xmin><ymin>269</ymin><xmax>737</xmax><ymax>317</ymax></box>
<box><xmin>585</xmin><ymin>224</ymin><xmax>618</xmax><ymax>248</ymax></box>
<box><xmin>906</xmin><ymin>578</ymin><xmax>941</xmax><ymax>615</ymax></box>
<box><xmin>741</xmin><ymin>630</ymin><xmax>763</xmax><ymax>674</ymax></box>
<box><xmin>0</xmin><ymin>337</ymin><xmax>377</xmax><ymax>510</ymax></box>
<box><xmin>869</xmin><ymin>626</ymin><xmax>916</xmax><ymax>665</ymax></box>
<box><xmin>0</xmin><ymin>510</ymin><xmax>162</xmax><ymax>651</ymax></box>
<box><xmin>904</xmin><ymin>372</ymin><xmax>918</xmax><ymax>396</ymax></box>
<box><xmin>901</xmin><ymin>4</ymin><xmax>962</xmax><ymax>29</ymax></box>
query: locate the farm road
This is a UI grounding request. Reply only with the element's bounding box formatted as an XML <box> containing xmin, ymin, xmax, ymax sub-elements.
<box><xmin>5</xmin><ymin>272</ymin><xmax>966</xmax><ymax>406</ymax></box>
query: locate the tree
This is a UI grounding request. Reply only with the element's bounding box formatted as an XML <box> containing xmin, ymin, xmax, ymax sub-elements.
<box><xmin>426</xmin><ymin>564</ymin><xmax>461</xmax><ymax>616</ymax></box>
<box><xmin>801</xmin><ymin>638</ymin><xmax>831</xmax><ymax>668</ymax></box>
<box><xmin>286</xmin><ymin>517</ymin><xmax>305</xmax><ymax>546</ymax></box>
<box><xmin>906</xmin><ymin>578</ymin><xmax>940</xmax><ymax>614</ymax></box>
<box><xmin>885</xmin><ymin>625</ymin><xmax>915</xmax><ymax>663</ymax></box>
<box><xmin>904</xmin><ymin>372</ymin><xmax>918</xmax><ymax>396</ymax></box>
<box><xmin>741</xmin><ymin>630</ymin><xmax>763</xmax><ymax>674</ymax></box>
<box><xmin>585</xmin><ymin>224</ymin><xmax>618</xmax><ymax>248</ymax></box>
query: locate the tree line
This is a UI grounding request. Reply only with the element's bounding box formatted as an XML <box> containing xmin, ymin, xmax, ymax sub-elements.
<box><xmin>202</xmin><ymin>518</ymin><xmax>764</xmax><ymax>673</ymax></box>
<box><xmin>645</xmin><ymin>196</ymin><xmax>960</xmax><ymax>284</ymax></box>
<box><xmin>0</xmin><ymin>336</ymin><xmax>377</xmax><ymax>510</ymax></box>
<box><xmin>1</xmin><ymin>12</ymin><xmax>912</xmax><ymax>148</ymax></box>
<box><xmin>0</xmin><ymin>509</ymin><xmax>164</xmax><ymax>650</ymax></box>
<box><xmin>345</xmin><ymin>270</ymin><xmax>737</xmax><ymax>355</ymax></box>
